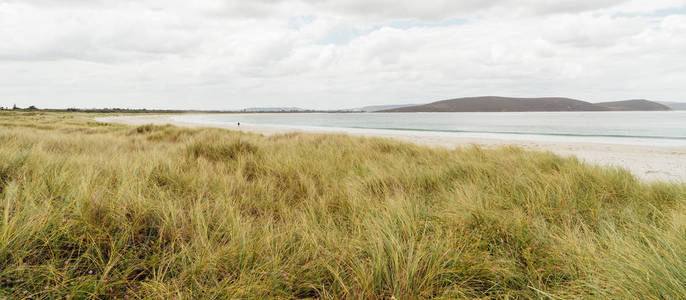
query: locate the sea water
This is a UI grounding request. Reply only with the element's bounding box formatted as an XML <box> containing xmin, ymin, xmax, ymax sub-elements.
<box><xmin>172</xmin><ymin>111</ymin><xmax>686</xmax><ymax>147</ymax></box>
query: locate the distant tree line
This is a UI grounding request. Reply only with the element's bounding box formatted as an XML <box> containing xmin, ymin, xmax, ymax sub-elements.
<box><xmin>0</xmin><ymin>106</ymin><xmax>349</xmax><ymax>114</ymax></box>
<box><xmin>0</xmin><ymin>106</ymin><xmax>223</xmax><ymax>113</ymax></box>
<box><xmin>0</xmin><ymin>104</ymin><xmax>38</xmax><ymax>110</ymax></box>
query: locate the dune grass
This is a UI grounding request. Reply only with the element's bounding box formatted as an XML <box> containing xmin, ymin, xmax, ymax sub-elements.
<box><xmin>0</xmin><ymin>111</ymin><xmax>685</xmax><ymax>299</ymax></box>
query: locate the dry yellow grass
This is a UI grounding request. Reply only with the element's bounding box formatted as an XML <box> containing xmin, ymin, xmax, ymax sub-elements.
<box><xmin>1</xmin><ymin>111</ymin><xmax>685</xmax><ymax>299</ymax></box>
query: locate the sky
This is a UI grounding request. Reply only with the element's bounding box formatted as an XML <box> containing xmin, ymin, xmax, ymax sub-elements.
<box><xmin>1</xmin><ymin>0</ymin><xmax>685</xmax><ymax>110</ymax></box>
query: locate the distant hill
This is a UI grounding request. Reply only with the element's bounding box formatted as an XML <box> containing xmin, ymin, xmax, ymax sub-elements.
<box><xmin>381</xmin><ymin>96</ymin><xmax>607</xmax><ymax>112</ymax></box>
<box><xmin>658</xmin><ymin>101</ymin><xmax>686</xmax><ymax>111</ymax></box>
<box><xmin>359</xmin><ymin>104</ymin><xmax>418</xmax><ymax>112</ymax></box>
<box><xmin>380</xmin><ymin>96</ymin><xmax>671</xmax><ymax>112</ymax></box>
<box><xmin>244</xmin><ymin>107</ymin><xmax>306</xmax><ymax>112</ymax></box>
<box><xmin>595</xmin><ymin>100</ymin><xmax>671</xmax><ymax>111</ymax></box>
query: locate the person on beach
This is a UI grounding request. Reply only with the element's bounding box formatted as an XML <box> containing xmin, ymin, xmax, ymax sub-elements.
<box><xmin>238</xmin><ymin>122</ymin><xmax>240</xmax><ymax>127</ymax></box>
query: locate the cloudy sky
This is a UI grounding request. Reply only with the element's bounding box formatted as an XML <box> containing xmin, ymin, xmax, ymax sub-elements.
<box><xmin>1</xmin><ymin>0</ymin><xmax>685</xmax><ymax>110</ymax></box>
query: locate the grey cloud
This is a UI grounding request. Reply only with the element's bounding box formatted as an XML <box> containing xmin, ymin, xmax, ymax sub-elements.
<box><xmin>0</xmin><ymin>4</ymin><xmax>201</xmax><ymax>62</ymax></box>
<box><xmin>525</xmin><ymin>0</ymin><xmax>628</xmax><ymax>14</ymax></box>
<box><xmin>0</xmin><ymin>0</ymin><xmax>684</xmax><ymax>110</ymax></box>
<box><xmin>214</xmin><ymin>0</ymin><xmax>634</xmax><ymax>20</ymax></box>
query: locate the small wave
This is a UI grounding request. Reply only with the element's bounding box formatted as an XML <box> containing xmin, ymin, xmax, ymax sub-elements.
<box><xmin>352</xmin><ymin>127</ymin><xmax>686</xmax><ymax>141</ymax></box>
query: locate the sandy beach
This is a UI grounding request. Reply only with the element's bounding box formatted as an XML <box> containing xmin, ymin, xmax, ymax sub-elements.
<box><xmin>96</xmin><ymin>114</ymin><xmax>686</xmax><ymax>182</ymax></box>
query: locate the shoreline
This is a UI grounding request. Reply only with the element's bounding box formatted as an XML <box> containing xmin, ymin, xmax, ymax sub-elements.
<box><xmin>95</xmin><ymin>114</ymin><xmax>686</xmax><ymax>182</ymax></box>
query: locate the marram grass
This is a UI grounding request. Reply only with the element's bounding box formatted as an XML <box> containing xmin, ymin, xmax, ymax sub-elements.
<box><xmin>0</xmin><ymin>111</ymin><xmax>685</xmax><ymax>299</ymax></box>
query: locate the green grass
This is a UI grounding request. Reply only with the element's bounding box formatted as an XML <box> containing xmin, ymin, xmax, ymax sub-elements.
<box><xmin>0</xmin><ymin>111</ymin><xmax>685</xmax><ymax>299</ymax></box>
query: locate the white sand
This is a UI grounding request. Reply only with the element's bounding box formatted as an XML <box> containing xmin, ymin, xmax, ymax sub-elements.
<box><xmin>95</xmin><ymin>114</ymin><xmax>686</xmax><ymax>183</ymax></box>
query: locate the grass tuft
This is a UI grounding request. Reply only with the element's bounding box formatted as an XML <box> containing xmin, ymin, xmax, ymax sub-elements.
<box><xmin>0</xmin><ymin>111</ymin><xmax>685</xmax><ymax>299</ymax></box>
<box><xmin>186</xmin><ymin>140</ymin><xmax>259</xmax><ymax>161</ymax></box>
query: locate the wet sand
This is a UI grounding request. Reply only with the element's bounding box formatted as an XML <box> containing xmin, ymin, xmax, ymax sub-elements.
<box><xmin>95</xmin><ymin>114</ymin><xmax>686</xmax><ymax>182</ymax></box>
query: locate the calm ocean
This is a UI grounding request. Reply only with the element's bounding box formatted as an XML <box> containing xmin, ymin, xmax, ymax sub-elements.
<box><xmin>173</xmin><ymin>111</ymin><xmax>686</xmax><ymax>147</ymax></box>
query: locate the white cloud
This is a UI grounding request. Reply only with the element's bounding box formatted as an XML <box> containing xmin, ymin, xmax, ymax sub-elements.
<box><xmin>0</xmin><ymin>0</ymin><xmax>684</xmax><ymax>109</ymax></box>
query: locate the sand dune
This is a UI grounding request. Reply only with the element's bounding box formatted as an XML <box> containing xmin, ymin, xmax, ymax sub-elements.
<box><xmin>96</xmin><ymin>114</ymin><xmax>686</xmax><ymax>182</ymax></box>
